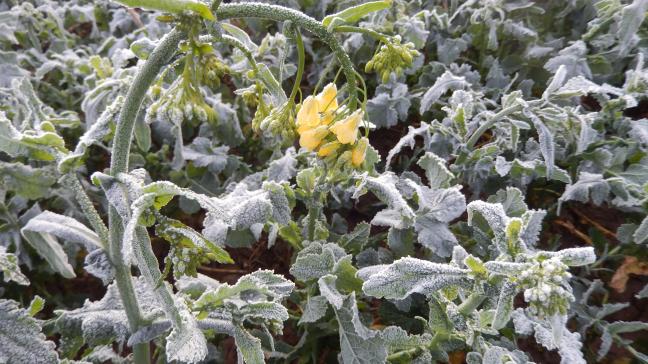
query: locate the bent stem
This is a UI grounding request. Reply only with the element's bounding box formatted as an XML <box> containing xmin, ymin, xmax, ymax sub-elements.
<box><xmin>215</xmin><ymin>2</ymin><xmax>359</xmax><ymax>109</ymax></box>
<box><xmin>109</xmin><ymin>28</ymin><xmax>186</xmax><ymax>363</ymax></box>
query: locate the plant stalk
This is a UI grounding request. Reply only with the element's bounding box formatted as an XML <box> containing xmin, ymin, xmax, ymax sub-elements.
<box><xmin>109</xmin><ymin>28</ymin><xmax>186</xmax><ymax>364</ymax></box>
<box><xmin>214</xmin><ymin>2</ymin><xmax>359</xmax><ymax>109</ymax></box>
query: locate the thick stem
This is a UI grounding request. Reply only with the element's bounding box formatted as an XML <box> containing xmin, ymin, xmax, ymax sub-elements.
<box><xmin>109</xmin><ymin>28</ymin><xmax>186</xmax><ymax>363</ymax></box>
<box><xmin>215</xmin><ymin>2</ymin><xmax>358</xmax><ymax>109</ymax></box>
<box><xmin>457</xmin><ymin>291</ymin><xmax>486</xmax><ymax>316</ymax></box>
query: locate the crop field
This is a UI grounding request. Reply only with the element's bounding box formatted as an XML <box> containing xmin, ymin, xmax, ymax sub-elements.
<box><xmin>0</xmin><ymin>0</ymin><xmax>647</xmax><ymax>363</ymax></box>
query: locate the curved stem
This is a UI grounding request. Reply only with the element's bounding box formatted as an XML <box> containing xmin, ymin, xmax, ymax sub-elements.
<box><xmin>288</xmin><ymin>29</ymin><xmax>305</xmax><ymax>104</ymax></box>
<box><xmin>214</xmin><ymin>2</ymin><xmax>358</xmax><ymax>109</ymax></box>
<box><xmin>108</xmin><ymin>28</ymin><xmax>186</xmax><ymax>363</ymax></box>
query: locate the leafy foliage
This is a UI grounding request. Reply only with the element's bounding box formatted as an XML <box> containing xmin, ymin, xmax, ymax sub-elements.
<box><xmin>1</xmin><ymin>0</ymin><xmax>647</xmax><ymax>363</ymax></box>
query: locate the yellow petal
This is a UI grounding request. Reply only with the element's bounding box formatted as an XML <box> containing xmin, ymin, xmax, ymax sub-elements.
<box><xmin>316</xmin><ymin>83</ymin><xmax>338</xmax><ymax>113</ymax></box>
<box><xmin>299</xmin><ymin>125</ymin><xmax>329</xmax><ymax>151</ymax></box>
<box><xmin>329</xmin><ymin>110</ymin><xmax>363</xmax><ymax>144</ymax></box>
<box><xmin>317</xmin><ymin>141</ymin><xmax>341</xmax><ymax>157</ymax></box>
<box><xmin>296</xmin><ymin>96</ymin><xmax>320</xmax><ymax>133</ymax></box>
<box><xmin>351</xmin><ymin>137</ymin><xmax>369</xmax><ymax>167</ymax></box>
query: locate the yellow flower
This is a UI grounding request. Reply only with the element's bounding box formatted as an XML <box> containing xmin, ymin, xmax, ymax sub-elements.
<box><xmin>299</xmin><ymin>125</ymin><xmax>329</xmax><ymax>151</ymax></box>
<box><xmin>329</xmin><ymin>110</ymin><xmax>363</xmax><ymax>144</ymax></box>
<box><xmin>296</xmin><ymin>96</ymin><xmax>320</xmax><ymax>134</ymax></box>
<box><xmin>317</xmin><ymin>141</ymin><xmax>341</xmax><ymax>157</ymax></box>
<box><xmin>316</xmin><ymin>83</ymin><xmax>338</xmax><ymax>125</ymax></box>
<box><xmin>351</xmin><ymin>137</ymin><xmax>369</xmax><ymax>167</ymax></box>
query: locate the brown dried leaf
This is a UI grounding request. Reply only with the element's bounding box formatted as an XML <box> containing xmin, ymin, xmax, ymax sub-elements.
<box><xmin>610</xmin><ymin>256</ymin><xmax>648</xmax><ymax>293</ymax></box>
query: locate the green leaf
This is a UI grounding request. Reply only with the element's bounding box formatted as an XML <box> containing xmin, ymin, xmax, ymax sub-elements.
<box><xmin>0</xmin><ymin>163</ymin><xmax>57</xmax><ymax>200</ymax></box>
<box><xmin>115</xmin><ymin>0</ymin><xmax>214</xmax><ymax>20</ymax></box>
<box><xmin>359</xmin><ymin>257</ymin><xmax>471</xmax><ymax>300</ymax></box>
<box><xmin>0</xmin><ymin>246</ymin><xmax>29</xmax><ymax>285</ymax></box>
<box><xmin>22</xmin><ymin>211</ymin><xmax>102</xmax><ymax>250</ymax></box>
<box><xmin>0</xmin><ymin>299</ymin><xmax>58</xmax><ymax>364</ymax></box>
<box><xmin>322</xmin><ymin>0</ymin><xmax>392</xmax><ymax>27</ymax></box>
<box><xmin>156</xmin><ymin>216</ymin><xmax>233</xmax><ymax>264</ymax></box>
<box><xmin>21</xmin><ymin>230</ymin><xmax>75</xmax><ymax>279</ymax></box>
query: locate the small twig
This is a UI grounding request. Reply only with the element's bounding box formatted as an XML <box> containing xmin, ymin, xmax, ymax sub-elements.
<box><xmin>197</xmin><ymin>266</ymin><xmax>248</xmax><ymax>275</ymax></box>
<box><xmin>554</xmin><ymin>220</ymin><xmax>593</xmax><ymax>245</ymax></box>
<box><xmin>127</xmin><ymin>8</ymin><xmax>144</xmax><ymax>28</ymax></box>
<box><xmin>570</xmin><ymin>208</ymin><xmax>617</xmax><ymax>241</ymax></box>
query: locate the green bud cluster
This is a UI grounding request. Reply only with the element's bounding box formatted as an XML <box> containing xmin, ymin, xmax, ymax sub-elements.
<box><xmin>365</xmin><ymin>35</ymin><xmax>419</xmax><ymax>82</ymax></box>
<box><xmin>256</xmin><ymin>102</ymin><xmax>296</xmax><ymax>144</ymax></box>
<box><xmin>518</xmin><ymin>257</ymin><xmax>574</xmax><ymax>318</ymax></box>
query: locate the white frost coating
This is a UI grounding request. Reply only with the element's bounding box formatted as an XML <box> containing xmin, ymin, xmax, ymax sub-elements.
<box><xmin>467</xmin><ymin>200</ymin><xmax>509</xmax><ymax>250</ymax></box>
<box><xmin>299</xmin><ymin>295</ymin><xmax>329</xmax><ymax>324</ymax></box>
<box><xmin>266</xmin><ymin>146</ymin><xmax>297</xmax><ymax>182</ymax></box>
<box><xmin>417</xmin><ymin>151</ymin><xmax>454</xmax><ymax>189</ymax></box>
<box><xmin>419</xmin><ymin>70</ymin><xmax>468</xmax><ymax>114</ymax></box>
<box><xmin>519</xmin><ymin>209</ymin><xmax>546</xmax><ymax>247</ymax></box>
<box><xmin>354</xmin><ymin>172</ymin><xmax>416</xmax><ymax>228</ymax></box>
<box><xmin>0</xmin><ymin>299</ymin><xmax>58</xmax><ymax>364</ymax></box>
<box><xmin>484</xmin><ymin>261</ymin><xmax>531</xmax><ymax>275</ymax></box>
<box><xmin>22</xmin><ymin>211</ymin><xmax>102</xmax><ymax>250</ymax></box>
<box><xmin>361</xmin><ymin>257</ymin><xmax>471</xmax><ymax>300</ymax></box>
<box><xmin>385</xmin><ymin>122</ymin><xmax>430</xmax><ymax>168</ymax></box>
<box><xmin>21</xmin><ymin>230</ymin><xmax>76</xmax><ymax>279</ymax></box>
<box><xmin>234</xmin><ymin>325</ymin><xmax>264</xmax><ymax>364</ymax></box>
<box><xmin>511</xmin><ymin>309</ymin><xmax>585</xmax><ymax>364</ymax></box>
<box><xmin>543</xmin><ymin>247</ymin><xmax>596</xmax><ymax>266</ymax></box>
<box><xmin>165</xmin><ymin>298</ymin><xmax>208</xmax><ymax>364</ymax></box>
<box><xmin>290</xmin><ymin>241</ymin><xmax>347</xmax><ymax>281</ymax></box>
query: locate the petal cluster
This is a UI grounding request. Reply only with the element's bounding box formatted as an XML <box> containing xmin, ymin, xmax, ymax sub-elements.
<box><xmin>295</xmin><ymin>83</ymin><xmax>369</xmax><ymax>168</ymax></box>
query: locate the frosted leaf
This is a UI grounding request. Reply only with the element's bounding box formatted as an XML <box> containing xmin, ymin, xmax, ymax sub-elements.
<box><xmin>558</xmin><ymin>172</ymin><xmax>610</xmax><ymax>213</ymax></box>
<box><xmin>0</xmin><ymin>162</ymin><xmax>57</xmax><ymax>200</ymax></box>
<box><xmin>0</xmin><ymin>246</ymin><xmax>28</xmax><ymax>285</ymax></box>
<box><xmin>266</xmin><ymin>147</ymin><xmax>297</xmax><ymax>182</ymax></box>
<box><xmin>417</xmin><ymin>152</ymin><xmax>454</xmax><ymax>189</ymax></box>
<box><xmin>55</xmin><ymin>276</ymin><xmax>163</xmax><ymax>347</ymax></box>
<box><xmin>360</xmin><ymin>257</ymin><xmax>471</xmax><ymax>300</ymax></box>
<box><xmin>262</xmin><ymin>181</ymin><xmax>292</xmax><ymax>225</ymax></box>
<box><xmin>616</xmin><ymin>0</ymin><xmax>648</xmax><ymax>56</ymax></box>
<box><xmin>290</xmin><ymin>241</ymin><xmax>347</xmax><ymax>282</ymax></box>
<box><xmin>325</xmin><ymin>292</ymin><xmax>388</xmax><ymax>364</ymax></box>
<box><xmin>22</xmin><ymin>211</ymin><xmax>102</xmax><ymax>250</ymax></box>
<box><xmin>234</xmin><ymin>325</ymin><xmax>264</xmax><ymax>364</ymax></box>
<box><xmin>214</xmin><ymin>184</ymin><xmax>275</xmax><ymax>230</ymax></box>
<box><xmin>486</xmin><ymin>187</ymin><xmax>527</xmax><ymax>217</ymax></box>
<box><xmin>633</xmin><ymin>215</ymin><xmax>648</xmax><ymax>244</ymax></box>
<box><xmin>21</xmin><ymin>229</ymin><xmax>75</xmax><ymax>279</ymax></box>
<box><xmin>381</xmin><ymin>325</ymin><xmax>433</xmax><ymax>353</ymax></box>
<box><xmin>299</xmin><ymin>295</ymin><xmax>329</xmax><ymax>324</ymax></box>
<box><xmin>484</xmin><ymin>261</ymin><xmax>530</xmax><ymax>276</ymax></box>
<box><xmin>541</xmin><ymin>247</ymin><xmax>596</xmax><ymax>266</ymax></box>
<box><xmin>420</xmin><ymin>71</ymin><xmax>469</xmax><ymax>113</ymax></box>
<box><xmin>492</xmin><ymin>280</ymin><xmax>517</xmax><ymax>330</ymax></box>
<box><xmin>195</xmin><ymin>270</ymin><xmax>294</xmax><ymax>310</ymax></box>
<box><xmin>0</xmin><ymin>299</ymin><xmax>58</xmax><ymax>364</ymax></box>
<box><xmin>354</xmin><ymin>172</ymin><xmax>415</xmax><ymax>228</ymax></box>
<box><xmin>385</xmin><ymin>122</ymin><xmax>430</xmax><ymax>168</ymax></box>
<box><xmin>182</xmin><ymin>137</ymin><xmax>231</xmax><ymax>174</ymax></box>
<box><xmin>83</xmin><ymin>249</ymin><xmax>114</xmax><ymax>285</ymax></box>
<box><xmin>525</xmin><ymin>111</ymin><xmax>555</xmax><ymax>178</ymax></box>
<box><xmin>0</xmin><ymin>112</ymin><xmax>66</xmax><ymax>162</ymax></box>
<box><xmin>511</xmin><ymin>309</ymin><xmax>585</xmax><ymax>364</ymax></box>
<box><xmin>413</xmin><ymin>185</ymin><xmax>466</xmax><ymax>223</ymax></box>
<box><xmin>59</xmin><ymin>96</ymin><xmax>123</xmax><ymax>172</ymax></box>
<box><xmin>542</xmin><ymin>65</ymin><xmax>568</xmax><ymax>101</ymax></box>
<box><xmin>519</xmin><ymin>210</ymin><xmax>546</xmax><ymax>248</ymax></box>
<box><xmin>155</xmin><ymin>216</ymin><xmax>233</xmax><ymax>264</ymax></box>
<box><xmin>414</xmin><ymin>215</ymin><xmax>458</xmax><ymax>257</ymax></box>
<box><xmin>165</xmin><ymin>298</ymin><xmax>208</xmax><ymax>364</ymax></box>
<box><xmin>467</xmin><ymin>201</ymin><xmax>509</xmax><ymax>251</ymax></box>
